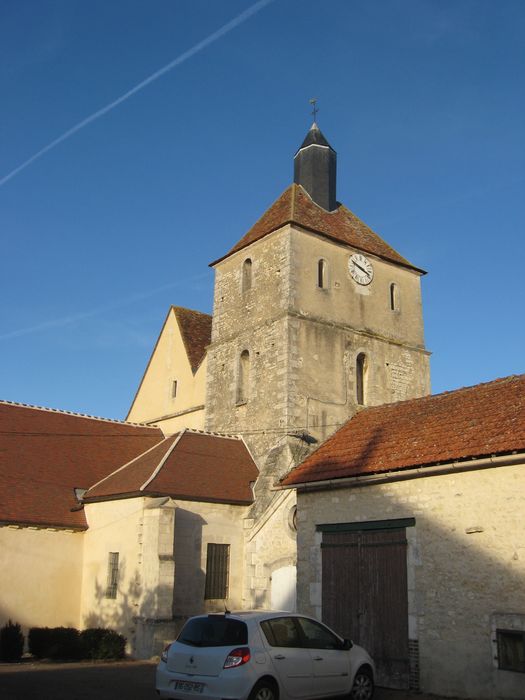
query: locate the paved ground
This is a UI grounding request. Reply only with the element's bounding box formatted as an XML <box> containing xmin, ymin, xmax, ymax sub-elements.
<box><xmin>0</xmin><ymin>660</ymin><xmax>454</xmax><ymax>700</ymax></box>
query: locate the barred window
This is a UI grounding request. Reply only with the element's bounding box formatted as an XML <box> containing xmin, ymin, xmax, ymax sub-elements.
<box><xmin>497</xmin><ymin>629</ymin><xmax>525</xmax><ymax>673</ymax></box>
<box><xmin>204</xmin><ymin>543</ymin><xmax>230</xmax><ymax>600</ymax></box>
<box><xmin>105</xmin><ymin>552</ymin><xmax>119</xmax><ymax>599</ymax></box>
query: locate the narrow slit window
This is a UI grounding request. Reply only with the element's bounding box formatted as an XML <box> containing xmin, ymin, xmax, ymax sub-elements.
<box><xmin>317</xmin><ymin>259</ymin><xmax>327</xmax><ymax>289</ymax></box>
<box><xmin>356</xmin><ymin>353</ymin><xmax>367</xmax><ymax>406</ymax></box>
<box><xmin>171</xmin><ymin>380</ymin><xmax>178</xmax><ymax>398</ymax></box>
<box><xmin>237</xmin><ymin>350</ymin><xmax>250</xmax><ymax>404</ymax></box>
<box><xmin>105</xmin><ymin>552</ymin><xmax>119</xmax><ymax>599</ymax></box>
<box><xmin>242</xmin><ymin>258</ymin><xmax>252</xmax><ymax>293</ymax></box>
<box><xmin>390</xmin><ymin>283</ymin><xmax>399</xmax><ymax>311</ymax></box>
<box><xmin>204</xmin><ymin>543</ymin><xmax>230</xmax><ymax>599</ymax></box>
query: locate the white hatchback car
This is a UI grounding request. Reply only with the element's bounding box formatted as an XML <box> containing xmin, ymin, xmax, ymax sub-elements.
<box><xmin>156</xmin><ymin>611</ymin><xmax>375</xmax><ymax>700</ymax></box>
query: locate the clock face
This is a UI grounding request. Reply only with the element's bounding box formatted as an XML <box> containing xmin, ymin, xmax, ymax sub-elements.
<box><xmin>349</xmin><ymin>253</ymin><xmax>374</xmax><ymax>285</ymax></box>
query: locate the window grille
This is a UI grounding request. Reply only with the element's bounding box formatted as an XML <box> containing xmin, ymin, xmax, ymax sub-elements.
<box><xmin>204</xmin><ymin>543</ymin><xmax>230</xmax><ymax>599</ymax></box>
<box><xmin>105</xmin><ymin>552</ymin><xmax>119</xmax><ymax>599</ymax></box>
<box><xmin>497</xmin><ymin>629</ymin><xmax>525</xmax><ymax>672</ymax></box>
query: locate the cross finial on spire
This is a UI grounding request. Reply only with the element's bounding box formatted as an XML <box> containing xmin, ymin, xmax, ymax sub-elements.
<box><xmin>309</xmin><ymin>97</ymin><xmax>319</xmax><ymax>123</ymax></box>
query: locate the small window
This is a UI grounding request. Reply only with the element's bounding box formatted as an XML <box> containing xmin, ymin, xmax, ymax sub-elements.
<box><xmin>237</xmin><ymin>350</ymin><xmax>250</xmax><ymax>404</ymax></box>
<box><xmin>356</xmin><ymin>353</ymin><xmax>367</xmax><ymax>406</ymax></box>
<box><xmin>105</xmin><ymin>552</ymin><xmax>119</xmax><ymax>599</ymax></box>
<box><xmin>204</xmin><ymin>543</ymin><xmax>230</xmax><ymax>599</ymax></box>
<box><xmin>497</xmin><ymin>629</ymin><xmax>525</xmax><ymax>672</ymax></box>
<box><xmin>242</xmin><ymin>258</ymin><xmax>252</xmax><ymax>293</ymax></box>
<box><xmin>317</xmin><ymin>259</ymin><xmax>328</xmax><ymax>289</ymax></box>
<box><xmin>171</xmin><ymin>380</ymin><xmax>178</xmax><ymax>398</ymax></box>
<box><xmin>390</xmin><ymin>283</ymin><xmax>399</xmax><ymax>311</ymax></box>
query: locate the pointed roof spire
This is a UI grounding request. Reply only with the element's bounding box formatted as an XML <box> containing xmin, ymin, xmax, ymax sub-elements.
<box><xmin>294</xmin><ymin>111</ymin><xmax>337</xmax><ymax>211</ymax></box>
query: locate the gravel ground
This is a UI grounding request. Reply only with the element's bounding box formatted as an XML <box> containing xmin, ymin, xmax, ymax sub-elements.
<box><xmin>0</xmin><ymin>660</ymin><xmax>458</xmax><ymax>700</ymax></box>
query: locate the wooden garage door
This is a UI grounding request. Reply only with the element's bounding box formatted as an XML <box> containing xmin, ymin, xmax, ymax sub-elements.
<box><xmin>321</xmin><ymin>524</ymin><xmax>410</xmax><ymax>689</ymax></box>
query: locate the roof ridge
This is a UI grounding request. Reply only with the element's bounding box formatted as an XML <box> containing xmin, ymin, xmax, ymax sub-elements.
<box><xmin>85</xmin><ymin>434</ymin><xmax>177</xmax><ymax>495</ymax></box>
<box><xmin>171</xmin><ymin>305</ymin><xmax>212</xmax><ymax>319</ymax></box>
<box><xmin>0</xmin><ymin>399</ymin><xmax>157</xmax><ymax>428</ymax></box>
<box><xmin>364</xmin><ymin>373</ymin><xmax>525</xmax><ymax>412</ymax></box>
<box><xmin>183</xmin><ymin>427</ymin><xmax>242</xmax><ymax>441</ymax></box>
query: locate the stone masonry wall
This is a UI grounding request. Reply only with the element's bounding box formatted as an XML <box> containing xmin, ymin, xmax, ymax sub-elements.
<box><xmin>295</xmin><ymin>462</ymin><xmax>525</xmax><ymax>699</ymax></box>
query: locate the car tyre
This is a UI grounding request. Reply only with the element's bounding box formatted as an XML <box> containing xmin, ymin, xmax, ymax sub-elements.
<box><xmin>350</xmin><ymin>666</ymin><xmax>374</xmax><ymax>700</ymax></box>
<box><xmin>249</xmin><ymin>680</ymin><xmax>279</xmax><ymax>700</ymax></box>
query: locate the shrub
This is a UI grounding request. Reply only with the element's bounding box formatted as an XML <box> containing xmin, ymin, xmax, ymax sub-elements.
<box><xmin>0</xmin><ymin>620</ymin><xmax>24</xmax><ymax>662</ymax></box>
<box><xmin>28</xmin><ymin>627</ymin><xmax>80</xmax><ymax>660</ymax></box>
<box><xmin>79</xmin><ymin>628</ymin><xmax>126</xmax><ymax>659</ymax></box>
<box><xmin>29</xmin><ymin>626</ymin><xmax>126</xmax><ymax>660</ymax></box>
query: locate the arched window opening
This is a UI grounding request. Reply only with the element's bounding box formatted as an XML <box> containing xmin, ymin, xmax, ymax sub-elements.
<box><xmin>356</xmin><ymin>353</ymin><xmax>367</xmax><ymax>406</ymax></box>
<box><xmin>390</xmin><ymin>283</ymin><xmax>399</xmax><ymax>311</ymax></box>
<box><xmin>317</xmin><ymin>259</ymin><xmax>327</xmax><ymax>289</ymax></box>
<box><xmin>237</xmin><ymin>350</ymin><xmax>250</xmax><ymax>404</ymax></box>
<box><xmin>242</xmin><ymin>258</ymin><xmax>252</xmax><ymax>293</ymax></box>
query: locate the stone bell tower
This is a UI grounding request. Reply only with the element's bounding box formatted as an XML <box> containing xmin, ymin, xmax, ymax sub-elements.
<box><xmin>205</xmin><ymin>123</ymin><xmax>431</xmax><ymax>478</ymax></box>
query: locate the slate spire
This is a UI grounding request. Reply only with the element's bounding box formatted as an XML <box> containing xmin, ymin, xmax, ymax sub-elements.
<box><xmin>294</xmin><ymin>122</ymin><xmax>337</xmax><ymax>211</ymax></box>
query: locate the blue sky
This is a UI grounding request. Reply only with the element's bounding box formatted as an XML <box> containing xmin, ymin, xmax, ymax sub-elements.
<box><xmin>1</xmin><ymin>0</ymin><xmax>524</xmax><ymax>420</ymax></box>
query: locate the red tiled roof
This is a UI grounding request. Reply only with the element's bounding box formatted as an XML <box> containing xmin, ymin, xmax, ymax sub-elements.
<box><xmin>84</xmin><ymin>429</ymin><xmax>258</xmax><ymax>505</ymax></box>
<box><xmin>211</xmin><ymin>184</ymin><xmax>424</xmax><ymax>273</ymax></box>
<box><xmin>281</xmin><ymin>375</ymin><xmax>525</xmax><ymax>486</ymax></box>
<box><xmin>173</xmin><ymin>307</ymin><xmax>212</xmax><ymax>374</ymax></box>
<box><xmin>0</xmin><ymin>402</ymin><xmax>164</xmax><ymax>529</ymax></box>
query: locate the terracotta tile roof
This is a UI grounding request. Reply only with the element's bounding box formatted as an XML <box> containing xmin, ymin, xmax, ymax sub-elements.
<box><xmin>0</xmin><ymin>402</ymin><xmax>164</xmax><ymax>529</ymax></box>
<box><xmin>281</xmin><ymin>375</ymin><xmax>525</xmax><ymax>486</ymax></box>
<box><xmin>84</xmin><ymin>429</ymin><xmax>259</xmax><ymax>505</ymax></box>
<box><xmin>173</xmin><ymin>307</ymin><xmax>212</xmax><ymax>374</ymax></box>
<box><xmin>211</xmin><ymin>184</ymin><xmax>424</xmax><ymax>273</ymax></box>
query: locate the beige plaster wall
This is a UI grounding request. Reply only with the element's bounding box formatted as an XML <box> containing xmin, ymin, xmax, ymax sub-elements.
<box><xmin>80</xmin><ymin>498</ymin><xmax>148</xmax><ymax>650</ymax></box>
<box><xmin>0</xmin><ymin>526</ymin><xmax>83</xmax><ymax>635</ymax></box>
<box><xmin>81</xmin><ymin>496</ymin><xmax>248</xmax><ymax>658</ymax></box>
<box><xmin>296</xmin><ymin>462</ymin><xmax>525</xmax><ymax>699</ymax></box>
<box><xmin>127</xmin><ymin>309</ymin><xmax>206</xmax><ymax>430</ymax></box>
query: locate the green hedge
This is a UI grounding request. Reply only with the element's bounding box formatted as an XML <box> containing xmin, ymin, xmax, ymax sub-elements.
<box><xmin>28</xmin><ymin>626</ymin><xmax>126</xmax><ymax>660</ymax></box>
<box><xmin>0</xmin><ymin>620</ymin><xmax>24</xmax><ymax>662</ymax></box>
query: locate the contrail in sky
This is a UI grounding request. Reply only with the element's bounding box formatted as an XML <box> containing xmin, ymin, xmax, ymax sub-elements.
<box><xmin>0</xmin><ymin>274</ymin><xmax>210</xmax><ymax>341</ymax></box>
<box><xmin>0</xmin><ymin>0</ymin><xmax>275</xmax><ymax>188</ymax></box>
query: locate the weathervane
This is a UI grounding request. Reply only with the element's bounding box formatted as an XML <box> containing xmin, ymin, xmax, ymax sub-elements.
<box><xmin>309</xmin><ymin>97</ymin><xmax>319</xmax><ymax>122</ymax></box>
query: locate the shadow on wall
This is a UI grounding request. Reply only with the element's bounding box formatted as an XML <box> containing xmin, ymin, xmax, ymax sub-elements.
<box><xmin>83</xmin><ymin>508</ymin><xmax>209</xmax><ymax>657</ymax></box>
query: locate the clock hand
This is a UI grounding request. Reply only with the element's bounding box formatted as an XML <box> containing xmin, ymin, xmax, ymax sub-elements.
<box><xmin>354</xmin><ymin>262</ymin><xmax>370</xmax><ymax>276</ymax></box>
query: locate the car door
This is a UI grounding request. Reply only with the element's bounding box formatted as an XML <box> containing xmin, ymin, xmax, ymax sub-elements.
<box><xmin>295</xmin><ymin>617</ymin><xmax>350</xmax><ymax>697</ymax></box>
<box><xmin>260</xmin><ymin>617</ymin><xmax>313</xmax><ymax>698</ymax></box>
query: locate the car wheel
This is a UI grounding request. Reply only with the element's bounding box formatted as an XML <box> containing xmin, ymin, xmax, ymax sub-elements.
<box><xmin>350</xmin><ymin>667</ymin><xmax>374</xmax><ymax>700</ymax></box>
<box><xmin>249</xmin><ymin>680</ymin><xmax>278</xmax><ymax>700</ymax></box>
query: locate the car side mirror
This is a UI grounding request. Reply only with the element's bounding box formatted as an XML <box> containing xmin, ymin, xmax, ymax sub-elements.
<box><xmin>342</xmin><ymin>638</ymin><xmax>353</xmax><ymax>650</ymax></box>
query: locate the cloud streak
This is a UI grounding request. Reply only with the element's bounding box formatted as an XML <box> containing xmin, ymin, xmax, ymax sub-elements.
<box><xmin>0</xmin><ymin>273</ymin><xmax>210</xmax><ymax>341</ymax></box>
<box><xmin>0</xmin><ymin>0</ymin><xmax>275</xmax><ymax>188</ymax></box>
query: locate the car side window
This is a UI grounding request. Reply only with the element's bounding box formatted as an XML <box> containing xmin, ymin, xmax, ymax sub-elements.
<box><xmin>260</xmin><ymin>617</ymin><xmax>301</xmax><ymax>648</ymax></box>
<box><xmin>296</xmin><ymin>617</ymin><xmax>342</xmax><ymax>650</ymax></box>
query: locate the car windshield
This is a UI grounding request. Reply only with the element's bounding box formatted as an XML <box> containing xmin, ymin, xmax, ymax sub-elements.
<box><xmin>178</xmin><ymin>616</ymin><xmax>248</xmax><ymax>647</ymax></box>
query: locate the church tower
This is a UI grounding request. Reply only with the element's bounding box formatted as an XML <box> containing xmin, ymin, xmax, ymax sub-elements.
<box><xmin>205</xmin><ymin>123</ymin><xmax>430</xmax><ymax>475</ymax></box>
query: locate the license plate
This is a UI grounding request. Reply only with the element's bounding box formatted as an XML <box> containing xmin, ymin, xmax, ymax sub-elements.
<box><xmin>173</xmin><ymin>680</ymin><xmax>205</xmax><ymax>693</ymax></box>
